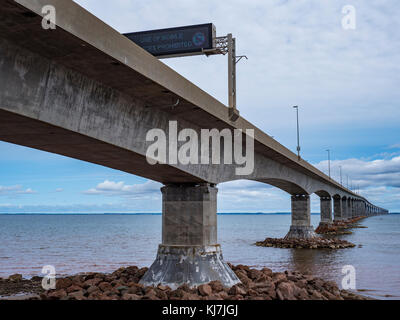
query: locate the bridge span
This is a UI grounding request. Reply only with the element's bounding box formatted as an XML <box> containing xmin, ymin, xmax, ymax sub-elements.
<box><xmin>0</xmin><ymin>0</ymin><xmax>388</xmax><ymax>288</ymax></box>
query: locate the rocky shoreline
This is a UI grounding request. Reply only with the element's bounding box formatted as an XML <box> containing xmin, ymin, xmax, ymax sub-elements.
<box><xmin>315</xmin><ymin>216</ymin><xmax>367</xmax><ymax>235</ymax></box>
<box><xmin>255</xmin><ymin>237</ymin><xmax>356</xmax><ymax>249</ymax></box>
<box><xmin>255</xmin><ymin>216</ymin><xmax>369</xmax><ymax>249</ymax></box>
<box><xmin>0</xmin><ymin>264</ymin><xmax>371</xmax><ymax>300</ymax></box>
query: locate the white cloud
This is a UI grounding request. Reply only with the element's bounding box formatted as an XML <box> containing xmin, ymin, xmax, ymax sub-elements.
<box><xmin>315</xmin><ymin>156</ymin><xmax>400</xmax><ymax>189</ymax></box>
<box><xmin>0</xmin><ymin>185</ymin><xmax>36</xmax><ymax>195</ymax></box>
<box><xmin>84</xmin><ymin>180</ymin><xmax>162</xmax><ymax>199</ymax></box>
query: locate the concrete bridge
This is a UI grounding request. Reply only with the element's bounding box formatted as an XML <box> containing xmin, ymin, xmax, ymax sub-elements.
<box><xmin>0</xmin><ymin>0</ymin><xmax>388</xmax><ymax>289</ymax></box>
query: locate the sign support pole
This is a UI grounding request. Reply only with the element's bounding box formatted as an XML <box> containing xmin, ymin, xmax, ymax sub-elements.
<box><xmin>228</xmin><ymin>34</ymin><xmax>240</xmax><ymax>121</ymax></box>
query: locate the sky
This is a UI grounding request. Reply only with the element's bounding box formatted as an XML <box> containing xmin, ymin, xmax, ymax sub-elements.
<box><xmin>1</xmin><ymin>0</ymin><xmax>399</xmax><ymax>213</ymax></box>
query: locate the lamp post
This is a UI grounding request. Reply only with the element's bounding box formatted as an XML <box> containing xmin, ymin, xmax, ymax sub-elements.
<box><xmin>293</xmin><ymin>106</ymin><xmax>301</xmax><ymax>160</ymax></box>
<box><xmin>326</xmin><ymin>149</ymin><xmax>331</xmax><ymax>179</ymax></box>
<box><xmin>339</xmin><ymin>165</ymin><xmax>342</xmax><ymax>185</ymax></box>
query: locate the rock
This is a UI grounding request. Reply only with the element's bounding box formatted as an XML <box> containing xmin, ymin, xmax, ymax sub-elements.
<box><xmin>208</xmin><ymin>280</ymin><xmax>224</xmax><ymax>292</ymax></box>
<box><xmin>56</xmin><ymin>278</ymin><xmax>72</xmax><ymax>290</ymax></box>
<box><xmin>86</xmin><ymin>285</ymin><xmax>99</xmax><ymax>294</ymax></box>
<box><xmin>28</xmin><ymin>263</ymin><xmax>369</xmax><ymax>301</ymax></box>
<box><xmin>310</xmin><ymin>290</ymin><xmax>324</xmax><ymax>300</ymax></box>
<box><xmin>277</xmin><ymin>281</ymin><xmax>296</xmax><ymax>300</ymax></box>
<box><xmin>116</xmin><ymin>285</ymin><xmax>129</xmax><ymax>293</ymax></box>
<box><xmin>128</xmin><ymin>284</ymin><xmax>144</xmax><ymax>295</ymax></box>
<box><xmin>261</xmin><ymin>267</ymin><xmax>273</xmax><ymax>276</ymax></box>
<box><xmin>48</xmin><ymin>289</ymin><xmax>67</xmax><ymax>299</ymax></box>
<box><xmin>143</xmin><ymin>288</ymin><xmax>159</xmax><ymax>300</ymax></box>
<box><xmin>68</xmin><ymin>290</ymin><xmax>86</xmax><ymax>300</ymax></box>
<box><xmin>98</xmin><ymin>281</ymin><xmax>113</xmax><ymax>292</ymax></box>
<box><xmin>83</xmin><ymin>278</ymin><xmax>102</xmax><ymax>288</ymax></box>
<box><xmin>198</xmin><ymin>284</ymin><xmax>212</xmax><ymax>296</ymax></box>
<box><xmin>157</xmin><ymin>284</ymin><xmax>170</xmax><ymax>291</ymax></box>
<box><xmin>66</xmin><ymin>285</ymin><xmax>82</xmax><ymax>293</ymax></box>
<box><xmin>122</xmin><ymin>293</ymin><xmax>141</xmax><ymax>300</ymax></box>
<box><xmin>228</xmin><ymin>285</ymin><xmax>246</xmax><ymax>296</ymax></box>
<box><xmin>8</xmin><ymin>274</ymin><xmax>23</xmax><ymax>282</ymax></box>
<box><xmin>31</xmin><ymin>276</ymin><xmax>42</xmax><ymax>282</ymax></box>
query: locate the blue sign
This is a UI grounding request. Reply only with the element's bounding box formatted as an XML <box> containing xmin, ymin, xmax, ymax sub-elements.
<box><xmin>124</xmin><ymin>23</ymin><xmax>215</xmax><ymax>57</ymax></box>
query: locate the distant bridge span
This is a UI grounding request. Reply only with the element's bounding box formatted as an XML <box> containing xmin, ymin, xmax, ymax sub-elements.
<box><xmin>0</xmin><ymin>0</ymin><xmax>388</xmax><ymax>288</ymax></box>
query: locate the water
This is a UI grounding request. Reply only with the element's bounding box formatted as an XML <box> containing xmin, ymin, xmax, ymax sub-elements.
<box><xmin>0</xmin><ymin>213</ymin><xmax>399</xmax><ymax>299</ymax></box>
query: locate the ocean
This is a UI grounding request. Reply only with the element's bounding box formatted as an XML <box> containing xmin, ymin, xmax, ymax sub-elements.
<box><xmin>0</xmin><ymin>213</ymin><xmax>399</xmax><ymax>299</ymax></box>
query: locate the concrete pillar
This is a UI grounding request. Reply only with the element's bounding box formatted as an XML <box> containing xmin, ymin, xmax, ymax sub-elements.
<box><xmin>333</xmin><ymin>197</ymin><xmax>343</xmax><ymax>221</ymax></box>
<box><xmin>284</xmin><ymin>194</ymin><xmax>316</xmax><ymax>239</ymax></box>
<box><xmin>140</xmin><ymin>184</ymin><xmax>239</xmax><ymax>289</ymax></box>
<box><xmin>347</xmin><ymin>199</ymin><xmax>352</xmax><ymax>219</ymax></box>
<box><xmin>341</xmin><ymin>198</ymin><xmax>347</xmax><ymax>220</ymax></box>
<box><xmin>320</xmin><ymin>197</ymin><xmax>332</xmax><ymax>225</ymax></box>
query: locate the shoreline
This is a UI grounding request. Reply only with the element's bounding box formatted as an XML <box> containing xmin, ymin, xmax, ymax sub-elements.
<box><xmin>0</xmin><ymin>264</ymin><xmax>373</xmax><ymax>300</ymax></box>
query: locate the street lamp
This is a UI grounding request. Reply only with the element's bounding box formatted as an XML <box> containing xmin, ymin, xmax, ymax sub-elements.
<box><xmin>326</xmin><ymin>149</ymin><xmax>331</xmax><ymax>179</ymax></box>
<box><xmin>293</xmin><ymin>106</ymin><xmax>301</xmax><ymax>160</ymax></box>
<box><xmin>339</xmin><ymin>165</ymin><xmax>342</xmax><ymax>185</ymax></box>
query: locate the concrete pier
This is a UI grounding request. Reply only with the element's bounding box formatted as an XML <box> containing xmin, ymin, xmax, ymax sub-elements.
<box><xmin>320</xmin><ymin>197</ymin><xmax>333</xmax><ymax>225</ymax></box>
<box><xmin>333</xmin><ymin>196</ymin><xmax>343</xmax><ymax>221</ymax></box>
<box><xmin>139</xmin><ymin>184</ymin><xmax>240</xmax><ymax>289</ymax></box>
<box><xmin>284</xmin><ymin>194</ymin><xmax>317</xmax><ymax>239</ymax></box>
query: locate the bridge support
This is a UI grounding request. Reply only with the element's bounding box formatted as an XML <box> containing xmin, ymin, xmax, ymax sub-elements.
<box><xmin>284</xmin><ymin>194</ymin><xmax>316</xmax><ymax>239</ymax></box>
<box><xmin>139</xmin><ymin>184</ymin><xmax>240</xmax><ymax>289</ymax></box>
<box><xmin>333</xmin><ymin>196</ymin><xmax>343</xmax><ymax>222</ymax></box>
<box><xmin>319</xmin><ymin>197</ymin><xmax>333</xmax><ymax>225</ymax></box>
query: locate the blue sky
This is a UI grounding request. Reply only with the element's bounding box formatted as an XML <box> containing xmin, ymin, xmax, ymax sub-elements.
<box><xmin>1</xmin><ymin>0</ymin><xmax>399</xmax><ymax>213</ymax></box>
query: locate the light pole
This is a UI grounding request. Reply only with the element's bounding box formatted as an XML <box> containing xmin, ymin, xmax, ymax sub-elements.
<box><xmin>339</xmin><ymin>165</ymin><xmax>342</xmax><ymax>185</ymax></box>
<box><xmin>293</xmin><ymin>106</ymin><xmax>301</xmax><ymax>160</ymax></box>
<box><xmin>326</xmin><ymin>149</ymin><xmax>331</xmax><ymax>179</ymax></box>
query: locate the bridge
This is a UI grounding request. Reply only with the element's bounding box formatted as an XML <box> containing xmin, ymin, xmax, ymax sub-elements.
<box><xmin>0</xmin><ymin>0</ymin><xmax>388</xmax><ymax>289</ymax></box>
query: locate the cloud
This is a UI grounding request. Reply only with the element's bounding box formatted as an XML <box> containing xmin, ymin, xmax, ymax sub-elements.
<box><xmin>55</xmin><ymin>188</ymin><xmax>64</xmax><ymax>192</ymax></box>
<box><xmin>0</xmin><ymin>185</ymin><xmax>36</xmax><ymax>195</ymax></box>
<box><xmin>315</xmin><ymin>156</ymin><xmax>400</xmax><ymax>189</ymax></box>
<box><xmin>84</xmin><ymin>180</ymin><xmax>162</xmax><ymax>199</ymax></box>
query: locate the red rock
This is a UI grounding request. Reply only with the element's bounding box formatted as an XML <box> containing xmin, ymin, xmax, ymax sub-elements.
<box><xmin>277</xmin><ymin>281</ymin><xmax>296</xmax><ymax>300</ymax></box>
<box><xmin>208</xmin><ymin>280</ymin><xmax>224</xmax><ymax>292</ymax></box>
<box><xmin>228</xmin><ymin>285</ymin><xmax>246</xmax><ymax>296</ymax></box>
<box><xmin>248</xmin><ymin>269</ymin><xmax>262</xmax><ymax>280</ymax></box>
<box><xmin>261</xmin><ymin>267</ymin><xmax>273</xmax><ymax>276</ymax></box>
<box><xmin>68</xmin><ymin>290</ymin><xmax>86</xmax><ymax>300</ymax></box>
<box><xmin>128</xmin><ymin>284</ymin><xmax>144</xmax><ymax>295</ymax></box>
<box><xmin>83</xmin><ymin>278</ymin><xmax>102</xmax><ymax>288</ymax></box>
<box><xmin>48</xmin><ymin>289</ymin><xmax>67</xmax><ymax>299</ymax></box>
<box><xmin>125</xmin><ymin>266</ymin><xmax>139</xmax><ymax>275</ymax></box>
<box><xmin>86</xmin><ymin>285</ymin><xmax>98</xmax><ymax>294</ymax></box>
<box><xmin>272</xmin><ymin>273</ymin><xmax>287</xmax><ymax>284</ymax></box>
<box><xmin>66</xmin><ymin>285</ymin><xmax>82</xmax><ymax>293</ymax></box>
<box><xmin>198</xmin><ymin>284</ymin><xmax>212</xmax><ymax>296</ymax></box>
<box><xmin>122</xmin><ymin>293</ymin><xmax>141</xmax><ymax>300</ymax></box>
<box><xmin>143</xmin><ymin>288</ymin><xmax>159</xmax><ymax>300</ymax></box>
<box><xmin>56</xmin><ymin>278</ymin><xmax>72</xmax><ymax>290</ymax></box>
<box><xmin>310</xmin><ymin>290</ymin><xmax>324</xmax><ymax>300</ymax></box>
<box><xmin>157</xmin><ymin>284</ymin><xmax>170</xmax><ymax>291</ymax></box>
<box><xmin>98</xmin><ymin>281</ymin><xmax>113</xmax><ymax>292</ymax></box>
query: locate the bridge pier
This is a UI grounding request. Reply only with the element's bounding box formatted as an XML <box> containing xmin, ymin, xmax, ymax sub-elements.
<box><xmin>319</xmin><ymin>196</ymin><xmax>333</xmax><ymax>226</ymax></box>
<box><xmin>333</xmin><ymin>196</ymin><xmax>343</xmax><ymax>222</ymax></box>
<box><xmin>139</xmin><ymin>184</ymin><xmax>240</xmax><ymax>289</ymax></box>
<box><xmin>284</xmin><ymin>194</ymin><xmax>317</xmax><ymax>239</ymax></box>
